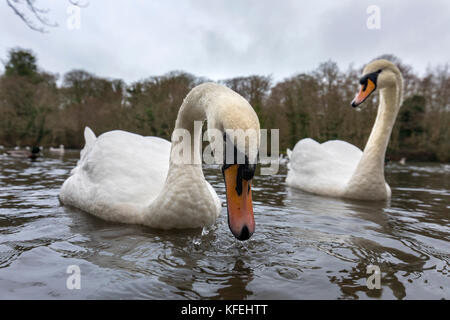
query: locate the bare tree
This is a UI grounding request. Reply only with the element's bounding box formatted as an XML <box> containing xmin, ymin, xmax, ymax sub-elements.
<box><xmin>6</xmin><ymin>0</ymin><xmax>88</xmax><ymax>32</ymax></box>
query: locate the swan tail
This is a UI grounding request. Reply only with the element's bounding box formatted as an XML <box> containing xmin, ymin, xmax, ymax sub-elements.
<box><xmin>72</xmin><ymin>127</ymin><xmax>96</xmax><ymax>174</ymax></box>
<box><xmin>84</xmin><ymin>127</ymin><xmax>96</xmax><ymax>147</ymax></box>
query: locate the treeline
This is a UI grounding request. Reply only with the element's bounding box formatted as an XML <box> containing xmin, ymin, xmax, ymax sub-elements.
<box><xmin>0</xmin><ymin>48</ymin><xmax>449</xmax><ymax>162</ymax></box>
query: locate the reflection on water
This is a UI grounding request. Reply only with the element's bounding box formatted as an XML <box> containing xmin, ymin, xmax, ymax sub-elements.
<box><xmin>0</xmin><ymin>150</ymin><xmax>448</xmax><ymax>299</ymax></box>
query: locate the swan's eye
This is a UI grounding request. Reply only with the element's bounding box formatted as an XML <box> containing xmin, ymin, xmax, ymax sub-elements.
<box><xmin>232</xmin><ymin>163</ymin><xmax>255</xmax><ymax>196</ymax></box>
<box><xmin>359</xmin><ymin>75</ymin><xmax>368</xmax><ymax>85</ymax></box>
<box><xmin>359</xmin><ymin>69</ymin><xmax>381</xmax><ymax>88</ymax></box>
<box><xmin>242</xmin><ymin>163</ymin><xmax>256</xmax><ymax>181</ymax></box>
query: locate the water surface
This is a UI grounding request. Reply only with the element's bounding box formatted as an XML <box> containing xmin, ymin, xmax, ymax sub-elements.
<box><xmin>0</xmin><ymin>150</ymin><xmax>448</xmax><ymax>299</ymax></box>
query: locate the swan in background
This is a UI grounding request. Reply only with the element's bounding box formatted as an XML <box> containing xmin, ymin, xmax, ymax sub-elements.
<box><xmin>49</xmin><ymin>144</ymin><xmax>65</xmax><ymax>155</ymax></box>
<box><xmin>399</xmin><ymin>157</ymin><xmax>406</xmax><ymax>165</ymax></box>
<box><xmin>59</xmin><ymin>83</ymin><xmax>260</xmax><ymax>240</ymax></box>
<box><xmin>286</xmin><ymin>59</ymin><xmax>403</xmax><ymax>200</ymax></box>
<box><xmin>279</xmin><ymin>153</ymin><xmax>289</xmax><ymax>165</ymax></box>
<box><xmin>7</xmin><ymin>146</ymin><xmax>41</xmax><ymax>159</ymax></box>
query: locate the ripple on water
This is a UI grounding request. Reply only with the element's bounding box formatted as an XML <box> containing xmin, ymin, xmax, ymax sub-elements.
<box><xmin>0</xmin><ymin>155</ymin><xmax>449</xmax><ymax>299</ymax></box>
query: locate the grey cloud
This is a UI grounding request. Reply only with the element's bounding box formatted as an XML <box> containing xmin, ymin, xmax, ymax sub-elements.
<box><xmin>0</xmin><ymin>0</ymin><xmax>448</xmax><ymax>83</ymax></box>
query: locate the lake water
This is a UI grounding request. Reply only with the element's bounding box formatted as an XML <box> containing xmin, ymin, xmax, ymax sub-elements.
<box><xmin>0</xmin><ymin>150</ymin><xmax>448</xmax><ymax>299</ymax></box>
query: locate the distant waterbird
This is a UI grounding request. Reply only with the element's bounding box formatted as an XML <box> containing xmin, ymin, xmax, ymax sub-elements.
<box><xmin>7</xmin><ymin>146</ymin><xmax>41</xmax><ymax>160</ymax></box>
<box><xmin>49</xmin><ymin>145</ymin><xmax>65</xmax><ymax>155</ymax></box>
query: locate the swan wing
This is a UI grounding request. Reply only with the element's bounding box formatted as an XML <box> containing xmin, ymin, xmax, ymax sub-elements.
<box><xmin>286</xmin><ymin>138</ymin><xmax>363</xmax><ymax>196</ymax></box>
<box><xmin>60</xmin><ymin>129</ymin><xmax>171</xmax><ymax>220</ymax></box>
<box><xmin>320</xmin><ymin>140</ymin><xmax>363</xmax><ymax>166</ymax></box>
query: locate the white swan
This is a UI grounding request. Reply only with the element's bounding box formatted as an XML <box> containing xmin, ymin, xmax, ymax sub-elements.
<box><xmin>59</xmin><ymin>83</ymin><xmax>260</xmax><ymax>240</ymax></box>
<box><xmin>49</xmin><ymin>144</ymin><xmax>65</xmax><ymax>155</ymax></box>
<box><xmin>278</xmin><ymin>153</ymin><xmax>289</xmax><ymax>166</ymax></box>
<box><xmin>286</xmin><ymin>59</ymin><xmax>403</xmax><ymax>200</ymax></box>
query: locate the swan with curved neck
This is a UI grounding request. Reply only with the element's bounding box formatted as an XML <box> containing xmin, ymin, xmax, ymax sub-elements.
<box><xmin>286</xmin><ymin>59</ymin><xmax>403</xmax><ymax>200</ymax></box>
<box><xmin>59</xmin><ymin>83</ymin><xmax>260</xmax><ymax>240</ymax></box>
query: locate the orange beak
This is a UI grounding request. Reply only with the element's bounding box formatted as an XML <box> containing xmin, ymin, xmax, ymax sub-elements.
<box><xmin>351</xmin><ymin>78</ymin><xmax>376</xmax><ymax>107</ymax></box>
<box><xmin>223</xmin><ymin>164</ymin><xmax>255</xmax><ymax>241</ymax></box>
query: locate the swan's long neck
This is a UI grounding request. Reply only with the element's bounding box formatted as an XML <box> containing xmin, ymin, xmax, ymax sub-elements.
<box><xmin>171</xmin><ymin>95</ymin><xmax>208</xmax><ymax>166</ymax></box>
<box><xmin>141</xmin><ymin>83</ymin><xmax>259</xmax><ymax>227</ymax></box>
<box><xmin>345</xmin><ymin>79</ymin><xmax>402</xmax><ymax>199</ymax></box>
<box><xmin>142</xmin><ymin>84</ymin><xmax>230</xmax><ymax>228</ymax></box>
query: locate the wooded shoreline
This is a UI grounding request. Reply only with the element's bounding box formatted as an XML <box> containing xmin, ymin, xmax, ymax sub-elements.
<box><xmin>1</xmin><ymin>49</ymin><xmax>448</xmax><ymax>162</ymax></box>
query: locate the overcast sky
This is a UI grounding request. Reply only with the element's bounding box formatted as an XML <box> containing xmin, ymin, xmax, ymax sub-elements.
<box><xmin>1</xmin><ymin>0</ymin><xmax>449</xmax><ymax>83</ymax></box>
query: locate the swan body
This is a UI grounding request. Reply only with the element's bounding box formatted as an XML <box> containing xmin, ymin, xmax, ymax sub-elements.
<box><xmin>60</xmin><ymin>128</ymin><xmax>220</xmax><ymax>228</ymax></box>
<box><xmin>287</xmin><ymin>139</ymin><xmax>367</xmax><ymax>196</ymax></box>
<box><xmin>60</xmin><ymin>83</ymin><xmax>260</xmax><ymax>238</ymax></box>
<box><xmin>287</xmin><ymin>60</ymin><xmax>403</xmax><ymax>200</ymax></box>
<box><xmin>49</xmin><ymin>145</ymin><xmax>65</xmax><ymax>155</ymax></box>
